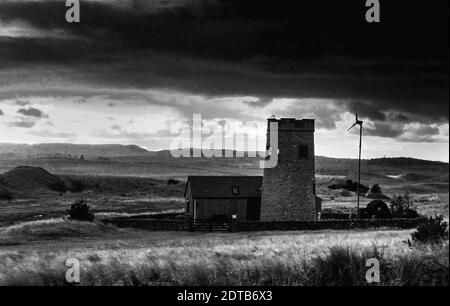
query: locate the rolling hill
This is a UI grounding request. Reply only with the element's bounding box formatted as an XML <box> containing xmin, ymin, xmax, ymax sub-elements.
<box><xmin>0</xmin><ymin>143</ymin><xmax>448</xmax><ymax>182</ymax></box>
<box><xmin>0</xmin><ymin>143</ymin><xmax>150</xmax><ymax>159</ymax></box>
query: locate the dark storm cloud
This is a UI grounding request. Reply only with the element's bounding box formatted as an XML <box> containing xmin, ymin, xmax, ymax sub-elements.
<box><xmin>363</xmin><ymin>120</ymin><xmax>444</xmax><ymax>141</ymax></box>
<box><xmin>0</xmin><ymin>0</ymin><xmax>448</xmax><ymax>127</ymax></box>
<box><xmin>17</xmin><ymin>107</ymin><xmax>48</xmax><ymax>118</ymax></box>
<box><xmin>344</xmin><ymin>102</ymin><xmax>386</xmax><ymax>122</ymax></box>
<box><xmin>388</xmin><ymin>113</ymin><xmax>411</xmax><ymax>123</ymax></box>
<box><xmin>364</xmin><ymin>122</ymin><xmax>405</xmax><ymax>138</ymax></box>
<box><xmin>413</xmin><ymin>125</ymin><xmax>441</xmax><ymax>137</ymax></box>
<box><xmin>7</xmin><ymin>119</ymin><xmax>36</xmax><ymax>128</ymax></box>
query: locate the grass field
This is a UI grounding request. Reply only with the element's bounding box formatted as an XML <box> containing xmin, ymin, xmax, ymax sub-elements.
<box><xmin>0</xmin><ymin>156</ymin><xmax>448</xmax><ymax>286</ymax></box>
<box><xmin>0</xmin><ymin>219</ymin><xmax>448</xmax><ymax>286</ymax></box>
<box><xmin>0</xmin><ymin>175</ymin><xmax>186</xmax><ymax>226</ymax></box>
<box><xmin>1</xmin><ymin>167</ymin><xmax>448</xmax><ymax>226</ymax></box>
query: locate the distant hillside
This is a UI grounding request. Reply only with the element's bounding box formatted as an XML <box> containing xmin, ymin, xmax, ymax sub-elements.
<box><xmin>367</xmin><ymin>157</ymin><xmax>448</xmax><ymax>168</ymax></box>
<box><xmin>0</xmin><ymin>143</ymin><xmax>447</xmax><ymax>181</ymax></box>
<box><xmin>315</xmin><ymin>156</ymin><xmax>448</xmax><ymax>173</ymax></box>
<box><xmin>114</xmin><ymin>149</ymin><xmax>449</xmax><ymax>169</ymax></box>
<box><xmin>0</xmin><ymin>166</ymin><xmax>185</xmax><ymax>198</ymax></box>
<box><xmin>0</xmin><ymin>143</ymin><xmax>149</xmax><ymax>159</ymax></box>
<box><xmin>1</xmin><ymin>143</ymin><xmax>448</xmax><ymax>166</ymax></box>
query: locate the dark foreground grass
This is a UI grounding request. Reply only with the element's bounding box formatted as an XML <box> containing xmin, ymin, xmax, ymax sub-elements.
<box><xmin>1</xmin><ymin>243</ymin><xmax>447</xmax><ymax>286</ymax></box>
<box><xmin>0</xmin><ymin>219</ymin><xmax>448</xmax><ymax>286</ymax></box>
<box><xmin>306</xmin><ymin>245</ymin><xmax>448</xmax><ymax>286</ymax></box>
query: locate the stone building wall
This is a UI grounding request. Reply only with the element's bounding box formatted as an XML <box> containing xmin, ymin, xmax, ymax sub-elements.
<box><xmin>261</xmin><ymin>118</ymin><xmax>316</xmax><ymax>221</ymax></box>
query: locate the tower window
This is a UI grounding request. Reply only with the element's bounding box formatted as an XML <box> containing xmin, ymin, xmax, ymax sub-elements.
<box><xmin>298</xmin><ymin>145</ymin><xmax>308</xmax><ymax>158</ymax></box>
<box><xmin>232</xmin><ymin>185</ymin><xmax>239</xmax><ymax>196</ymax></box>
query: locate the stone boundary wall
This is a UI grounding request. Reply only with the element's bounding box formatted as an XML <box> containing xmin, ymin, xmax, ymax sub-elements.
<box><xmin>103</xmin><ymin>218</ymin><xmax>189</xmax><ymax>230</ymax></box>
<box><xmin>103</xmin><ymin>217</ymin><xmax>427</xmax><ymax>232</ymax></box>
<box><xmin>321</xmin><ymin>213</ymin><xmax>358</xmax><ymax>220</ymax></box>
<box><xmin>235</xmin><ymin>217</ymin><xmax>427</xmax><ymax>231</ymax></box>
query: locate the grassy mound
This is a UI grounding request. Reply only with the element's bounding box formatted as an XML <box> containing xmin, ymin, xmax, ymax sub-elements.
<box><xmin>0</xmin><ymin>219</ymin><xmax>118</xmax><ymax>245</ymax></box>
<box><xmin>0</xmin><ymin>166</ymin><xmax>67</xmax><ymax>194</ymax></box>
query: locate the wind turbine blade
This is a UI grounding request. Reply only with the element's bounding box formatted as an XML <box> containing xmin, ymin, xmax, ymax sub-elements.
<box><xmin>355</xmin><ymin>107</ymin><xmax>359</xmax><ymax>121</ymax></box>
<box><xmin>347</xmin><ymin>122</ymin><xmax>357</xmax><ymax>131</ymax></box>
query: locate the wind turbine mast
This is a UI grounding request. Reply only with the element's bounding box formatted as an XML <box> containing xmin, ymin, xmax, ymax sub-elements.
<box><xmin>347</xmin><ymin>107</ymin><xmax>364</xmax><ymax>219</ymax></box>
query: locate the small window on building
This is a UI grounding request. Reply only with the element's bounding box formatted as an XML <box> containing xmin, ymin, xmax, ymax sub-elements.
<box><xmin>298</xmin><ymin>145</ymin><xmax>308</xmax><ymax>158</ymax></box>
<box><xmin>232</xmin><ymin>185</ymin><xmax>239</xmax><ymax>196</ymax></box>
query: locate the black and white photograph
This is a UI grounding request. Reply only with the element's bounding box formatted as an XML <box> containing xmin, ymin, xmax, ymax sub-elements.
<box><xmin>0</xmin><ymin>0</ymin><xmax>448</xmax><ymax>293</ymax></box>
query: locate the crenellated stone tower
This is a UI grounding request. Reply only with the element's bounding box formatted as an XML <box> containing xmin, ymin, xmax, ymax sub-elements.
<box><xmin>261</xmin><ymin>118</ymin><xmax>317</xmax><ymax>221</ymax></box>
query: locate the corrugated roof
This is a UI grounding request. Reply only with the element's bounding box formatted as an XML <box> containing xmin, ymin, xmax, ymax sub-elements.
<box><xmin>186</xmin><ymin>176</ymin><xmax>263</xmax><ymax>199</ymax></box>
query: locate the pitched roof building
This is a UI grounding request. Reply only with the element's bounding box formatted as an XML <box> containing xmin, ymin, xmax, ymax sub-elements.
<box><xmin>184</xmin><ymin>176</ymin><xmax>262</xmax><ymax>221</ymax></box>
<box><xmin>183</xmin><ymin>117</ymin><xmax>321</xmax><ymax>222</ymax></box>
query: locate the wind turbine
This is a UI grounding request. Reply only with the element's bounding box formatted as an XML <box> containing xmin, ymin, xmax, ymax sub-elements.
<box><xmin>347</xmin><ymin>107</ymin><xmax>364</xmax><ymax>219</ymax></box>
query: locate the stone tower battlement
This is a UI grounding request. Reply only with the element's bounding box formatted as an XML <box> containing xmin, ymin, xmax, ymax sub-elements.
<box><xmin>261</xmin><ymin>117</ymin><xmax>317</xmax><ymax>221</ymax></box>
<box><xmin>267</xmin><ymin>118</ymin><xmax>315</xmax><ymax>131</ymax></box>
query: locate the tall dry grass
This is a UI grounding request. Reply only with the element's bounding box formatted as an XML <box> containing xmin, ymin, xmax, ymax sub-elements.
<box><xmin>0</xmin><ymin>220</ymin><xmax>448</xmax><ymax>286</ymax></box>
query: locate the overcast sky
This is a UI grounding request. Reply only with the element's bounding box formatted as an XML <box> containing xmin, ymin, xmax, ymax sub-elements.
<box><xmin>0</xmin><ymin>0</ymin><xmax>448</xmax><ymax>161</ymax></box>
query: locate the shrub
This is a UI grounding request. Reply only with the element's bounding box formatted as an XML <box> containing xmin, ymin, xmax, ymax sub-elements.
<box><xmin>370</xmin><ymin>184</ymin><xmax>382</xmax><ymax>194</ymax></box>
<box><xmin>0</xmin><ymin>189</ymin><xmax>13</xmax><ymax>202</ymax></box>
<box><xmin>360</xmin><ymin>200</ymin><xmax>391</xmax><ymax>219</ymax></box>
<box><xmin>390</xmin><ymin>192</ymin><xmax>418</xmax><ymax>218</ymax></box>
<box><xmin>167</xmin><ymin>178</ymin><xmax>180</xmax><ymax>185</ymax></box>
<box><xmin>67</xmin><ymin>199</ymin><xmax>94</xmax><ymax>221</ymax></box>
<box><xmin>412</xmin><ymin>215</ymin><xmax>449</xmax><ymax>244</ymax></box>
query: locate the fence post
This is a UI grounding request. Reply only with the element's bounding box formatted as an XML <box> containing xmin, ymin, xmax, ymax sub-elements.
<box><xmin>228</xmin><ymin>219</ymin><xmax>233</xmax><ymax>232</ymax></box>
<box><xmin>189</xmin><ymin>218</ymin><xmax>194</xmax><ymax>232</ymax></box>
